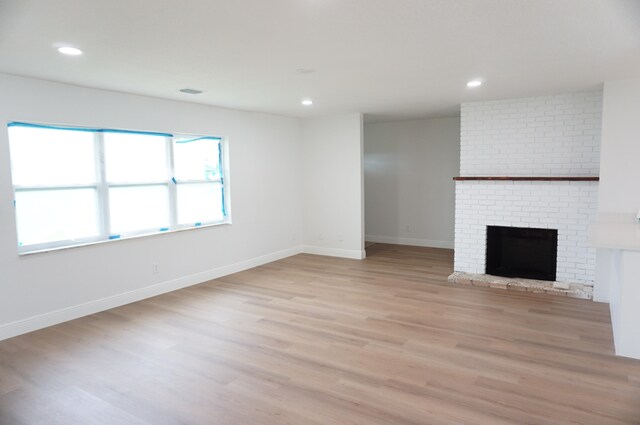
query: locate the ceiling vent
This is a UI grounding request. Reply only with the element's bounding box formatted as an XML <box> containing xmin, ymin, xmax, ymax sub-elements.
<box><xmin>179</xmin><ymin>88</ymin><xmax>203</xmax><ymax>95</ymax></box>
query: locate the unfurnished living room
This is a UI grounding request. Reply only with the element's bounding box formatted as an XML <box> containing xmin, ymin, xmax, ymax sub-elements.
<box><xmin>1</xmin><ymin>1</ymin><xmax>640</xmax><ymax>424</ymax></box>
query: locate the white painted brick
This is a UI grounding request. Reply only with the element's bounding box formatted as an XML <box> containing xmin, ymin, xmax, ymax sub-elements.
<box><xmin>453</xmin><ymin>181</ymin><xmax>598</xmax><ymax>285</ymax></box>
<box><xmin>454</xmin><ymin>91</ymin><xmax>601</xmax><ymax>286</ymax></box>
<box><xmin>459</xmin><ymin>91</ymin><xmax>602</xmax><ymax>177</ymax></box>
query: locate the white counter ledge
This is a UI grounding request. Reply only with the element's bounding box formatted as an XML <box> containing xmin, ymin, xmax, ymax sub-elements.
<box><xmin>589</xmin><ymin>219</ymin><xmax>640</xmax><ymax>251</ymax></box>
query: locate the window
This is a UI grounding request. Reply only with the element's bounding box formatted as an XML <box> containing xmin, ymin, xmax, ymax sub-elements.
<box><xmin>7</xmin><ymin>122</ymin><xmax>229</xmax><ymax>254</ymax></box>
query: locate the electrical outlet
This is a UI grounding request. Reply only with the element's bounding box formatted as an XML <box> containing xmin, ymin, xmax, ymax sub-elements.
<box><xmin>152</xmin><ymin>263</ymin><xmax>160</xmax><ymax>274</ymax></box>
<box><xmin>318</xmin><ymin>233</ymin><xmax>324</xmax><ymax>241</ymax></box>
<box><xmin>405</xmin><ymin>225</ymin><xmax>410</xmax><ymax>232</ymax></box>
<box><xmin>337</xmin><ymin>234</ymin><xmax>343</xmax><ymax>242</ymax></box>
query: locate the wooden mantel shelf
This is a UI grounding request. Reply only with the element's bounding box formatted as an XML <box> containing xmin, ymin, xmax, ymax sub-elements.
<box><xmin>453</xmin><ymin>176</ymin><xmax>599</xmax><ymax>182</ymax></box>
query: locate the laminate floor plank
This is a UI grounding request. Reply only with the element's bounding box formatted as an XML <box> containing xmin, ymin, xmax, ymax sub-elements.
<box><xmin>0</xmin><ymin>243</ymin><xmax>639</xmax><ymax>424</ymax></box>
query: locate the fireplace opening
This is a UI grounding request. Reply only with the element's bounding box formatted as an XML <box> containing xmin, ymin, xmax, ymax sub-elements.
<box><xmin>486</xmin><ymin>226</ymin><xmax>558</xmax><ymax>281</ymax></box>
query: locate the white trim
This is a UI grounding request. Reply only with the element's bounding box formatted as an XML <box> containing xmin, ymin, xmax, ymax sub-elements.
<box><xmin>166</xmin><ymin>136</ymin><xmax>178</xmax><ymax>227</ymax></box>
<box><xmin>0</xmin><ymin>246</ymin><xmax>303</xmax><ymax>342</ymax></box>
<box><xmin>19</xmin><ymin>219</ymin><xmax>232</xmax><ymax>256</ymax></box>
<box><xmin>365</xmin><ymin>234</ymin><xmax>454</xmax><ymax>249</ymax></box>
<box><xmin>96</xmin><ymin>131</ymin><xmax>110</xmax><ymax>239</ymax></box>
<box><xmin>302</xmin><ymin>245</ymin><xmax>366</xmax><ymax>259</ymax></box>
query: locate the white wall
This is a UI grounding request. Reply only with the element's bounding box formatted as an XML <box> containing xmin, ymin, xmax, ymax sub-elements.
<box><xmin>595</xmin><ymin>77</ymin><xmax>640</xmax><ymax>301</ymax></box>
<box><xmin>594</xmin><ymin>77</ymin><xmax>640</xmax><ymax>358</ymax></box>
<box><xmin>594</xmin><ymin>78</ymin><xmax>640</xmax><ymax>304</ymax></box>
<box><xmin>301</xmin><ymin>114</ymin><xmax>365</xmax><ymax>259</ymax></box>
<box><xmin>0</xmin><ymin>74</ymin><xmax>304</xmax><ymax>338</ymax></box>
<box><xmin>599</xmin><ymin>78</ymin><xmax>640</xmax><ymax>215</ymax></box>
<box><xmin>363</xmin><ymin>117</ymin><xmax>460</xmax><ymax>248</ymax></box>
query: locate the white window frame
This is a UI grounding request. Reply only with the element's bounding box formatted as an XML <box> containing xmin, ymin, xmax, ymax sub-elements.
<box><xmin>9</xmin><ymin>122</ymin><xmax>231</xmax><ymax>255</ymax></box>
<box><xmin>170</xmin><ymin>136</ymin><xmax>228</xmax><ymax>229</ymax></box>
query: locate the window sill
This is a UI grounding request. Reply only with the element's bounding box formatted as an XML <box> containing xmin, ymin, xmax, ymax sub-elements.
<box><xmin>18</xmin><ymin>220</ymin><xmax>232</xmax><ymax>256</ymax></box>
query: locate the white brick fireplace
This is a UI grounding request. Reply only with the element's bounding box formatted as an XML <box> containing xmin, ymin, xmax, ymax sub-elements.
<box><xmin>453</xmin><ymin>91</ymin><xmax>602</xmax><ymax>292</ymax></box>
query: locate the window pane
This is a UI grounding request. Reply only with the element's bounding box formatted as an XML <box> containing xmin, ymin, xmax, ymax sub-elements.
<box><xmin>177</xmin><ymin>183</ymin><xmax>224</xmax><ymax>224</ymax></box>
<box><xmin>109</xmin><ymin>186</ymin><xmax>170</xmax><ymax>234</ymax></box>
<box><xmin>104</xmin><ymin>133</ymin><xmax>167</xmax><ymax>183</ymax></box>
<box><xmin>15</xmin><ymin>189</ymin><xmax>100</xmax><ymax>246</ymax></box>
<box><xmin>8</xmin><ymin>126</ymin><xmax>96</xmax><ymax>186</ymax></box>
<box><xmin>173</xmin><ymin>137</ymin><xmax>221</xmax><ymax>182</ymax></box>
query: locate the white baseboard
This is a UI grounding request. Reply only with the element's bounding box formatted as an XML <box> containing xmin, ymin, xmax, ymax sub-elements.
<box><xmin>0</xmin><ymin>246</ymin><xmax>304</xmax><ymax>342</ymax></box>
<box><xmin>302</xmin><ymin>245</ymin><xmax>366</xmax><ymax>259</ymax></box>
<box><xmin>365</xmin><ymin>234</ymin><xmax>454</xmax><ymax>249</ymax></box>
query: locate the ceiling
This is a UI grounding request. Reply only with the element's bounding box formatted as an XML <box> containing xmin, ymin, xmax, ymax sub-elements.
<box><xmin>0</xmin><ymin>0</ymin><xmax>639</xmax><ymax>122</ymax></box>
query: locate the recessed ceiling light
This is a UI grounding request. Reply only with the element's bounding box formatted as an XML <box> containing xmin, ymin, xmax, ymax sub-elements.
<box><xmin>297</xmin><ymin>68</ymin><xmax>316</xmax><ymax>74</ymax></box>
<box><xmin>57</xmin><ymin>46</ymin><xmax>83</xmax><ymax>56</ymax></box>
<box><xmin>179</xmin><ymin>88</ymin><xmax>203</xmax><ymax>95</ymax></box>
<box><xmin>301</xmin><ymin>99</ymin><xmax>313</xmax><ymax>106</ymax></box>
<box><xmin>467</xmin><ymin>80</ymin><xmax>482</xmax><ymax>88</ymax></box>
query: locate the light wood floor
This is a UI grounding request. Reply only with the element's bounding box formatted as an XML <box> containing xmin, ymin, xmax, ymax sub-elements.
<box><xmin>1</xmin><ymin>244</ymin><xmax>639</xmax><ymax>424</ymax></box>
